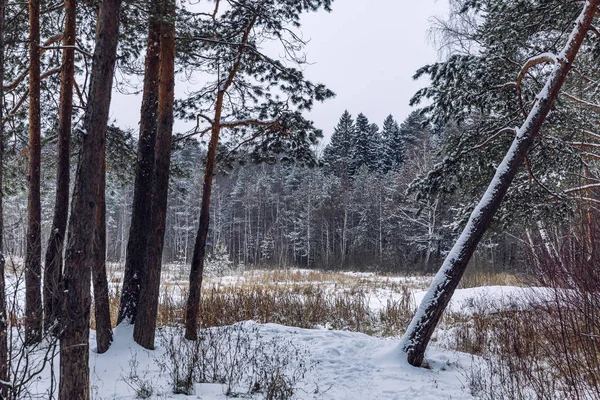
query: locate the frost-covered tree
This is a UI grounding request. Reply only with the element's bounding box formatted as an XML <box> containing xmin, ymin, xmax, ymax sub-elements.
<box><xmin>323</xmin><ymin>110</ymin><xmax>355</xmax><ymax>179</ymax></box>
<box><xmin>403</xmin><ymin>0</ymin><xmax>600</xmax><ymax>367</ymax></box>
<box><xmin>381</xmin><ymin>114</ymin><xmax>404</xmax><ymax>172</ymax></box>
<box><xmin>351</xmin><ymin>113</ymin><xmax>374</xmax><ymax>174</ymax></box>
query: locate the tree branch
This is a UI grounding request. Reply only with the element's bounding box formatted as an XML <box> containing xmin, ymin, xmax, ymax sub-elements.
<box><xmin>517</xmin><ymin>53</ymin><xmax>557</xmax><ymax>117</ymax></box>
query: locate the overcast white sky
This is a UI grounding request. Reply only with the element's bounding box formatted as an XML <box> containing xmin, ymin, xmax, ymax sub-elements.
<box><xmin>109</xmin><ymin>1</ymin><xmax>448</xmax><ymax>144</ymax></box>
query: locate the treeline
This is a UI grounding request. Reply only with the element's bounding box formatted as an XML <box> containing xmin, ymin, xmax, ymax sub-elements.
<box><xmin>2</xmin><ymin>110</ymin><xmax>523</xmax><ymax>273</ymax></box>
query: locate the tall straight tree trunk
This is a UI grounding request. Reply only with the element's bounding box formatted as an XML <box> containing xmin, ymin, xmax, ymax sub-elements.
<box><xmin>184</xmin><ymin>15</ymin><xmax>257</xmax><ymax>340</ymax></box>
<box><xmin>0</xmin><ymin>0</ymin><xmax>8</xmax><ymax>395</ymax></box>
<box><xmin>118</xmin><ymin>1</ymin><xmax>162</xmax><ymax>325</ymax></box>
<box><xmin>25</xmin><ymin>0</ymin><xmax>42</xmax><ymax>345</ymax></box>
<box><xmin>402</xmin><ymin>0</ymin><xmax>599</xmax><ymax>368</ymax></box>
<box><xmin>133</xmin><ymin>0</ymin><xmax>175</xmax><ymax>350</ymax></box>
<box><xmin>92</xmin><ymin>161</ymin><xmax>112</xmax><ymax>353</ymax></box>
<box><xmin>44</xmin><ymin>0</ymin><xmax>76</xmax><ymax>334</ymax></box>
<box><xmin>184</xmin><ymin>113</ymin><xmax>220</xmax><ymax>341</ymax></box>
<box><xmin>59</xmin><ymin>0</ymin><xmax>121</xmax><ymax>397</ymax></box>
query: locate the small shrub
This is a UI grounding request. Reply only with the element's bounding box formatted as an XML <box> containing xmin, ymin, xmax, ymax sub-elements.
<box><xmin>156</xmin><ymin>322</ymin><xmax>312</xmax><ymax>399</ymax></box>
<box><xmin>122</xmin><ymin>352</ymin><xmax>157</xmax><ymax>399</ymax></box>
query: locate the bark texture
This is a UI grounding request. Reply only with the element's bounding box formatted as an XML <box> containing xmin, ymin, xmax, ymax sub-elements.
<box><xmin>134</xmin><ymin>0</ymin><xmax>176</xmax><ymax>349</ymax></box>
<box><xmin>92</xmin><ymin>160</ymin><xmax>112</xmax><ymax>353</ymax></box>
<box><xmin>184</xmin><ymin>119</ymin><xmax>219</xmax><ymax>340</ymax></box>
<box><xmin>44</xmin><ymin>0</ymin><xmax>76</xmax><ymax>334</ymax></box>
<box><xmin>25</xmin><ymin>0</ymin><xmax>42</xmax><ymax>345</ymax></box>
<box><xmin>118</xmin><ymin>1</ymin><xmax>162</xmax><ymax>325</ymax></box>
<box><xmin>0</xmin><ymin>0</ymin><xmax>7</xmax><ymax>395</ymax></box>
<box><xmin>403</xmin><ymin>0</ymin><xmax>600</xmax><ymax>367</ymax></box>
<box><xmin>59</xmin><ymin>0</ymin><xmax>121</xmax><ymax>397</ymax></box>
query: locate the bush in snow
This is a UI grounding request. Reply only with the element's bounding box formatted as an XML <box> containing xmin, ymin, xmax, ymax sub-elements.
<box><xmin>204</xmin><ymin>241</ymin><xmax>234</xmax><ymax>277</ymax></box>
<box><xmin>156</xmin><ymin>322</ymin><xmax>312</xmax><ymax>399</ymax></box>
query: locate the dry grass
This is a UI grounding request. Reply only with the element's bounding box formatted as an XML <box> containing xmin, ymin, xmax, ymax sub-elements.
<box><xmin>458</xmin><ymin>269</ymin><xmax>528</xmax><ymax>289</ymax></box>
<box><xmin>444</xmin><ymin>293</ymin><xmax>600</xmax><ymax>399</ymax></box>
<box><xmin>96</xmin><ymin>282</ymin><xmax>414</xmax><ymax>337</ymax></box>
<box><xmin>93</xmin><ymin>267</ymin><xmax>419</xmax><ymax>338</ymax></box>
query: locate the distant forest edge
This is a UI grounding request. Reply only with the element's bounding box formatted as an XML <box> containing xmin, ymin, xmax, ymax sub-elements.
<box><xmin>4</xmin><ymin>109</ymin><xmax>526</xmax><ymax>273</ymax></box>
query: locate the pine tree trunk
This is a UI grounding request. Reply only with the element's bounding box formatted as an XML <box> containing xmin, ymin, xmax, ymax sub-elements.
<box><xmin>184</xmin><ymin>14</ymin><xmax>256</xmax><ymax>340</ymax></box>
<box><xmin>25</xmin><ymin>0</ymin><xmax>42</xmax><ymax>346</ymax></box>
<box><xmin>133</xmin><ymin>0</ymin><xmax>175</xmax><ymax>350</ymax></box>
<box><xmin>184</xmin><ymin>124</ymin><xmax>219</xmax><ymax>340</ymax></box>
<box><xmin>43</xmin><ymin>0</ymin><xmax>76</xmax><ymax>335</ymax></box>
<box><xmin>0</xmin><ymin>0</ymin><xmax>8</xmax><ymax>395</ymax></box>
<box><xmin>59</xmin><ymin>0</ymin><xmax>121</xmax><ymax>397</ymax></box>
<box><xmin>402</xmin><ymin>0</ymin><xmax>599</xmax><ymax>367</ymax></box>
<box><xmin>118</xmin><ymin>1</ymin><xmax>162</xmax><ymax>325</ymax></box>
<box><xmin>92</xmin><ymin>161</ymin><xmax>112</xmax><ymax>353</ymax></box>
<box><xmin>184</xmin><ymin>96</ymin><xmax>228</xmax><ymax>340</ymax></box>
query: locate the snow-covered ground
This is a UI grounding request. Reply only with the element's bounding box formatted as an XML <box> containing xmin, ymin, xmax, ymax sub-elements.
<box><xmin>19</xmin><ymin>323</ymin><xmax>474</xmax><ymax>399</ymax></box>
<box><xmin>5</xmin><ymin>267</ymin><xmax>543</xmax><ymax>399</ymax></box>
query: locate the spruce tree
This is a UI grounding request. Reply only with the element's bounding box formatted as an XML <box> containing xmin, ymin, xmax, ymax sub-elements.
<box><xmin>367</xmin><ymin>122</ymin><xmax>381</xmax><ymax>172</ymax></box>
<box><xmin>323</xmin><ymin>110</ymin><xmax>355</xmax><ymax>179</ymax></box>
<box><xmin>351</xmin><ymin>113</ymin><xmax>373</xmax><ymax>174</ymax></box>
<box><xmin>381</xmin><ymin>114</ymin><xmax>403</xmax><ymax>172</ymax></box>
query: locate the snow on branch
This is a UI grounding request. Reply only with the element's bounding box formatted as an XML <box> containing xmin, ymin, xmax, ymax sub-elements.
<box><xmin>470</xmin><ymin>127</ymin><xmax>517</xmax><ymax>151</ymax></box>
<box><xmin>571</xmin><ymin>67</ymin><xmax>600</xmax><ymax>85</ymax></box>
<box><xmin>562</xmin><ymin>92</ymin><xmax>600</xmax><ymax>112</ymax></box>
<box><xmin>581</xmin><ymin>151</ymin><xmax>600</xmax><ymax>161</ymax></box>
<box><xmin>517</xmin><ymin>53</ymin><xmax>557</xmax><ymax>116</ymax></box>
<box><xmin>569</xmin><ymin>141</ymin><xmax>600</xmax><ymax>148</ymax></box>
<box><xmin>220</xmin><ymin>118</ymin><xmax>280</xmax><ymax>129</ymax></box>
<box><xmin>582</xmin><ymin>129</ymin><xmax>600</xmax><ymax>141</ymax></box>
<box><xmin>564</xmin><ymin>183</ymin><xmax>600</xmax><ymax>194</ymax></box>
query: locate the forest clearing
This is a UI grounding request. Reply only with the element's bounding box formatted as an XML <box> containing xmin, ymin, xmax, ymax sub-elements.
<box><xmin>5</xmin><ymin>265</ymin><xmax>553</xmax><ymax>399</ymax></box>
<box><xmin>2</xmin><ymin>0</ymin><xmax>600</xmax><ymax>398</ymax></box>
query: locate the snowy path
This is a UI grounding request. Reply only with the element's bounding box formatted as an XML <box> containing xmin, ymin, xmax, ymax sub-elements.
<box><xmin>274</xmin><ymin>324</ymin><xmax>473</xmax><ymax>399</ymax></box>
<box><xmin>82</xmin><ymin>323</ymin><xmax>473</xmax><ymax>399</ymax></box>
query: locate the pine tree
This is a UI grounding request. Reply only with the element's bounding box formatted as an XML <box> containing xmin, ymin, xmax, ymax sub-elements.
<box><xmin>0</xmin><ymin>0</ymin><xmax>7</xmax><ymax>395</ymax></box>
<box><xmin>60</xmin><ymin>0</ymin><xmax>122</xmax><ymax>395</ymax></box>
<box><xmin>118</xmin><ymin>0</ymin><xmax>162</xmax><ymax>326</ymax></box>
<box><xmin>44</xmin><ymin>0</ymin><xmax>77</xmax><ymax>335</ymax></box>
<box><xmin>134</xmin><ymin>0</ymin><xmax>176</xmax><ymax>350</ymax></box>
<box><xmin>25</xmin><ymin>0</ymin><xmax>43</xmax><ymax>346</ymax></box>
<box><xmin>403</xmin><ymin>0</ymin><xmax>600</xmax><ymax>367</ymax></box>
<box><xmin>181</xmin><ymin>0</ymin><xmax>334</xmax><ymax>341</ymax></box>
